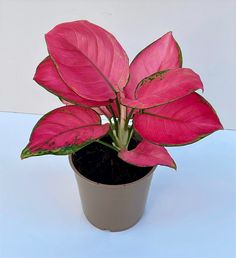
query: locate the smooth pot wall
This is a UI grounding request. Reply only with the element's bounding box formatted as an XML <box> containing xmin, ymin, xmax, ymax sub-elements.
<box><xmin>0</xmin><ymin>0</ymin><xmax>235</xmax><ymax>129</ymax></box>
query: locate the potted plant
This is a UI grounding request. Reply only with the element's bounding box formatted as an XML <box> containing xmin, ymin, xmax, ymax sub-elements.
<box><xmin>21</xmin><ymin>20</ymin><xmax>223</xmax><ymax>231</ymax></box>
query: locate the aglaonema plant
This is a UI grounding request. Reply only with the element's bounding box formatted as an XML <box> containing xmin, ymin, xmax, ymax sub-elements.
<box><xmin>21</xmin><ymin>20</ymin><xmax>223</xmax><ymax>169</ymax></box>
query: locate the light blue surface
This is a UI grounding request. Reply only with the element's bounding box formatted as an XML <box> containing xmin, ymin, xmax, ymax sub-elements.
<box><xmin>0</xmin><ymin>112</ymin><xmax>236</xmax><ymax>258</ymax></box>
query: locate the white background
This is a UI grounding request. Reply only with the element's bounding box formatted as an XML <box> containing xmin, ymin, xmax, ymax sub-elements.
<box><xmin>0</xmin><ymin>0</ymin><xmax>235</xmax><ymax>129</ymax></box>
<box><xmin>0</xmin><ymin>2</ymin><xmax>235</xmax><ymax>256</ymax></box>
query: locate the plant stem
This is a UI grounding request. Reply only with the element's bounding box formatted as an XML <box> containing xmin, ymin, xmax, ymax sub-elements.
<box><xmin>127</xmin><ymin>126</ymin><xmax>134</xmax><ymax>147</ymax></box>
<box><xmin>96</xmin><ymin>140</ymin><xmax>119</xmax><ymax>152</ymax></box>
<box><xmin>125</xmin><ymin>108</ymin><xmax>135</xmax><ymax>129</ymax></box>
<box><xmin>108</xmin><ymin>131</ymin><xmax>120</xmax><ymax>147</ymax></box>
<box><xmin>117</xmin><ymin>104</ymin><xmax>129</xmax><ymax>149</ymax></box>
<box><xmin>115</xmin><ymin>97</ymin><xmax>121</xmax><ymax>120</ymax></box>
<box><xmin>119</xmin><ymin>104</ymin><xmax>127</xmax><ymax>134</ymax></box>
<box><xmin>107</xmin><ymin>105</ymin><xmax>118</xmax><ymax>132</ymax></box>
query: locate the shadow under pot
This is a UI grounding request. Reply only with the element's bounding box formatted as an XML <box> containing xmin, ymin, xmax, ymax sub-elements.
<box><xmin>69</xmin><ymin>139</ymin><xmax>155</xmax><ymax>232</ymax></box>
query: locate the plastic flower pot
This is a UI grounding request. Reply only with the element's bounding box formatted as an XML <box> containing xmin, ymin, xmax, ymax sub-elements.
<box><xmin>69</xmin><ymin>155</ymin><xmax>156</xmax><ymax>232</ymax></box>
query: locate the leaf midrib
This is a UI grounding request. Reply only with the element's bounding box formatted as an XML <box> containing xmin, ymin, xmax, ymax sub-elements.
<box><xmin>48</xmin><ymin>29</ymin><xmax>116</xmax><ymax>94</ymax></box>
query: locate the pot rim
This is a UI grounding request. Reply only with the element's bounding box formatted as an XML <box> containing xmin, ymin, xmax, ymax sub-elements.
<box><xmin>69</xmin><ymin>155</ymin><xmax>156</xmax><ymax>188</ymax></box>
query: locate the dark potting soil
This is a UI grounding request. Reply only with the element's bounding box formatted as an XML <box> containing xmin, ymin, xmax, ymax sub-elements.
<box><xmin>72</xmin><ymin>136</ymin><xmax>153</xmax><ymax>185</ymax></box>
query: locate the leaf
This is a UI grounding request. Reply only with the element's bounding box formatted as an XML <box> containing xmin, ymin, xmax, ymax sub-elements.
<box><xmin>34</xmin><ymin>57</ymin><xmax>110</xmax><ymax>107</ymax></box>
<box><xmin>124</xmin><ymin>31</ymin><xmax>182</xmax><ymax>99</ymax></box>
<box><xmin>133</xmin><ymin>93</ymin><xmax>223</xmax><ymax>146</ymax></box>
<box><xmin>122</xmin><ymin>68</ymin><xmax>203</xmax><ymax>109</ymax></box>
<box><xmin>45</xmin><ymin>20</ymin><xmax>129</xmax><ymax>101</ymax></box>
<box><xmin>21</xmin><ymin>106</ymin><xmax>110</xmax><ymax>159</ymax></box>
<box><xmin>118</xmin><ymin>140</ymin><xmax>176</xmax><ymax>168</ymax></box>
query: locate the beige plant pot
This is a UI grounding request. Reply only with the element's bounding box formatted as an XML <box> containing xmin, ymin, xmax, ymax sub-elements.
<box><xmin>69</xmin><ymin>155</ymin><xmax>156</xmax><ymax>232</ymax></box>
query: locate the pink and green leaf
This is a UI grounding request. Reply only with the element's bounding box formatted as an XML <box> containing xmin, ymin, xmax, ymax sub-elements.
<box><xmin>134</xmin><ymin>92</ymin><xmax>223</xmax><ymax>145</ymax></box>
<box><xmin>122</xmin><ymin>68</ymin><xmax>203</xmax><ymax>109</ymax></box>
<box><xmin>45</xmin><ymin>20</ymin><xmax>129</xmax><ymax>101</ymax></box>
<box><xmin>21</xmin><ymin>106</ymin><xmax>109</xmax><ymax>159</ymax></box>
<box><xmin>118</xmin><ymin>140</ymin><xmax>176</xmax><ymax>168</ymax></box>
<box><xmin>34</xmin><ymin>56</ymin><xmax>110</xmax><ymax>107</ymax></box>
<box><xmin>124</xmin><ymin>31</ymin><xmax>182</xmax><ymax>99</ymax></box>
<box><xmin>133</xmin><ymin>93</ymin><xmax>223</xmax><ymax>146</ymax></box>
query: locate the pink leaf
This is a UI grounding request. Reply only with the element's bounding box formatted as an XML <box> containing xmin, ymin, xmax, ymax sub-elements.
<box><xmin>124</xmin><ymin>32</ymin><xmax>182</xmax><ymax>99</ymax></box>
<box><xmin>134</xmin><ymin>93</ymin><xmax>223</xmax><ymax>146</ymax></box>
<box><xmin>21</xmin><ymin>106</ymin><xmax>109</xmax><ymax>158</ymax></box>
<box><xmin>34</xmin><ymin>57</ymin><xmax>110</xmax><ymax>107</ymax></box>
<box><xmin>118</xmin><ymin>140</ymin><xmax>176</xmax><ymax>168</ymax></box>
<box><xmin>45</xmin><ymin>20</ymin><xmax>129</xmax><ymax>101</ymax></box>
<box><xmin>122</xmin><ymin>68</ymin><xmax>203</xmax><ymax>109</ymax></box>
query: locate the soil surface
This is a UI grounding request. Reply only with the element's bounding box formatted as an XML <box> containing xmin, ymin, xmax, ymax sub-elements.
<box><xmin>72</xmin><ymin>136</ymin><xmax>153</xmax><ymax>185</ymax></box>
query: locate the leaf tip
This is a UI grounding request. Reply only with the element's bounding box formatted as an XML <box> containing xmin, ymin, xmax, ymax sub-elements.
<box><xmin>218</xmin><ymin>121</ymin><xmax>224</xmax><ymax>130</ymax></box>
<box><xmin>166</xmin><ymin>31</ymin><xmax>173</xmax><ymax>36</ymax></box>
<box><xmin>172</xmin><ymin>161</ymin><xmax>177</xmax><ymax>171</ymax></box>
<box><xmin>20</xmin><ymin>147</ymin><xmax>32</xmax><ymax>160</ymax></box>
<box><xmin>20</xmin><ymin>151</ymin><xmax>27</xmax><ymax>160</ymax></box>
